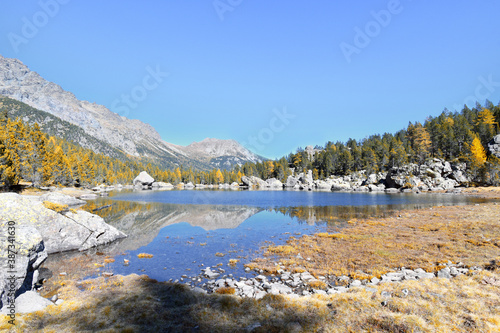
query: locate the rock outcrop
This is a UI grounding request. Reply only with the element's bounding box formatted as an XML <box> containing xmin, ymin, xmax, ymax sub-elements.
<box><xmin>0</xmin><ymin>193</ymin><xmax>126</xmax><ymax>254</ymax></box>
<box><xmin>0</xmin><ymin>221</ymin><xmax>47</xmax><ymax>310</ymax></box>
<box><xmin>384</xmin><ymin>158</ymin><xmax>465</xmax><ymax>191</ymax></box>
<box><xmin>489</xmin><ymin>135</ymin><xmax>500</xmax><ymax>158</ymax></box>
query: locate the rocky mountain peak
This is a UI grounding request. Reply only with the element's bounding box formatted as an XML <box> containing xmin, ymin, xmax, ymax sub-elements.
<box><xmin>0</xmin><ymin>55</ymin><xmax>264</xmax><ymax>169</ymax></box>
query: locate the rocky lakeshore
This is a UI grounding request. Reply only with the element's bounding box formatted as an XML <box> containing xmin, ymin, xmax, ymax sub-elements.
<box><xmin>0</xmin><ymin>192</ymin><xmax>126</xmax><ymax>314</ymax></box>
<box><xmin>241</xmin><ymin>157</ymin><xmax>470</xmax><ymax>193</ymax></box>
<box><xmin>88</xmin><ymin>157</ymin><xmax>483</xmax><ymax>194</ymax></box>
<box><xmin>175</xmin><ymin>262</ymin><xmax>481</xmax><ymax>300</ymax></box>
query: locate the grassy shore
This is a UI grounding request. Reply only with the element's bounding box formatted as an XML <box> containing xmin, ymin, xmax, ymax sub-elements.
<box><xmin>1</xmin><ymin>187</ymin><xmax>499</xmax><ymax>332</ymax></box>
<box><xmin>248</xmin><ymin>202</ymin><xmax>500</xmax><ymax>279</ymax></box>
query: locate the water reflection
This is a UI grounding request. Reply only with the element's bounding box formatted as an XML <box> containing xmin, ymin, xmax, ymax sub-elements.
<box><xmin>40</xmin><ymin>193</ymin><xmax>492</xmax><ymax>284</ymax></box>
<box><xmin>83</xmin><ymin>192</ymin><xmax>490</xmax><ymax>254</ymax></box>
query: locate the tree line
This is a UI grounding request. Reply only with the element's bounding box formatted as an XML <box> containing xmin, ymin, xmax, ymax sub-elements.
<box><xmin>235</xmin><ymin>102</ymin><xmax>500</xmax><ymax>185</ymax></box>
<box><xmin>0</xmin><ymin>111</ymin><xmax>243</xmax><ymax>188</ymax></box>
<box><xmin>1</xmin><ymin>101</ymin><xmax>500</xmax><ymax>189</ymax></box>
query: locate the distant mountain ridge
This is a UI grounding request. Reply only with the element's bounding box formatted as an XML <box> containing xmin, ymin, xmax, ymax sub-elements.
<box><xmin>0</xmin><ymin>55</ymin><xmax>264</xmax><ymax>169</ymax></box>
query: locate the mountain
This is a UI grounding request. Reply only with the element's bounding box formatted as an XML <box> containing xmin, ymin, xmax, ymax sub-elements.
<box><xmin>186</xmin><ymin>138</ymin><xmax>265</xmax><ymax>168</ymax></box>
<box><xmin>0</xmin><ymin>96</ymin><xmax>128</xmax><ymax>160</ymax></box>
<box><xmin>0</xmin><ymin>55</ymin><xmax>264</xmax><ymax>169</ymax></box>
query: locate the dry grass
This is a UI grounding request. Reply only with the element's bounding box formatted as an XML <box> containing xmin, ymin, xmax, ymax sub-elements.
<box><xmin>2</xmin><ymin>271</ymin><xmax>499</xmax><ymax>332</ymax></box>
<box><xmin>42</xmin><ymin>201</ymin><xmax>69</xmax><ymax>213</ymax></box>
<box><xmin>266</xmin><ymin>245</ymin><xmax>298</xmax><ymax>255</ymax></box>
<box><xmin>137</xmin><ymin>253</ymin><xmax>154</xmax><ymax>259</ymax></box>
<box><xmin>461</xmin><ymin>186</ymin><xmax>500</xmax><ymax>199</ymax></box>
<box><xmin>308</xmin><ymin>280</ymin><xmax>328</xmax><ymax>290</ymax></box>
<box><xmin>228</xmin><ymin>259</ymin><xmax>240</xmax><ymax>266</ymax></box>
<box><xmin>215</xmin><ymin>287</ymin><xmax>236</xmax><ymax>295</ymax></box>
<box><xmin>255</xmin><ymin>203</ymin><xmax>500</xmax><ymax>279</ymax></box>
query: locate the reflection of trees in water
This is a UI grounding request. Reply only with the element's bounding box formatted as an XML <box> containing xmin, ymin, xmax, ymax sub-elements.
<box><xmin>81</xmin><ymin>195</ymin><xmax>490</xmax><ymax>252</ymax></box>
<box><xmin>272</xmin><ymin>205</ymin><xmax>400</xmax><ymax>226</ymax></box>
<box><xmin>81</xmin><ymin>199</ymin><xmax>154</xmax><ymax>220</ymax></box>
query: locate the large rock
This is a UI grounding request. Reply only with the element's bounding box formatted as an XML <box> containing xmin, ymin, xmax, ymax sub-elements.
<box><xmin>0</xmin><ymin>221</ymin><xmax>47</xmax><ymax>310</ymax></box>
<box><xmin>37</xmin><ymin>192</ymin><xmax>86</xmax><ymax>206</ymax></box>
<box><xmin>298</xmin><ymin>170</ymin><xmax>313</xmax><ymax>185</ymax></box>
<box><xmin>133</xmin><ymin>171</ymin><xmax>155</xmax><ymax>187</ymax></box>
<box><xmin>285</xmin><ymin>176</ymin><xmax>299</xmax><ymax>188</ymax></box>
<box><xmin>488</xmin><ymin>135</ymin><xmax>500</xmax><ymax>158</ymax></box>
<box><xmin>331</xmin><ymin>183</ymin><xmax>352</xmax><ymax>191</ymax></box>
<box><xmin>266</xmin><ymin>178</ymin><xmax>283</xmax><ymax>188</ymax></box>
<box><xmin>315</xmin><ymin>179</ymin><xmax>333</xmax><ymax>189</ymax></box>
<box><xmin>1</xmin><ymin>291</ymin><xmax>53</xmax><ymax>314</ymax></box>
<box><xmin>152</xmin><ymin>181</ymin><xmax>173</xmax><ymax>188</ymax></box>
<box><xmin>449</xmin><ymin>169</ymin><xmax>469</xmax><ymax>183</ymax></box>
<box><xmin>0</xmin><ymin>193</ymin><xmax>126</xmax><ymax>254</ymax></box>
<box><xmin>241</xmin><ymin>176</ymin><xmax>266</xmax><ymax>187</ymax></box>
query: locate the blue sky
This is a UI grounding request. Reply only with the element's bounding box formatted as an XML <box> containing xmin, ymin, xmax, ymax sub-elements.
<box><xmin>1</xmin><ymin>1</ymin><xmax>500</xmax><ymax>159</ymax></box>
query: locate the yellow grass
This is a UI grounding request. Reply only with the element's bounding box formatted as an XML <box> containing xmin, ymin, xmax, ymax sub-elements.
<box><xmin>215</xmin><ymin>287</ymin><xmax>236</xmax><ymax>295</ymax></box>
<box><xmin>42</xmin><ymin>201</ymin><xmax>69</xmax><ymax>213</ymax></box>
<box><xmin>2</xmin><ymin>271</ymin><xmax>499</xmax><ymax>332</ymax></box>
<box><xmin>228</xmin><ymin>259</ymin><xmax>239</xmax><ymax>266</ymax></box>
<box><xmin>254</xmin><ymin>203</ymin><xmax>500</xmax><ymax>279</ymax></box>
<box><xmin>137</xmin><ymin>253</ymin><xmax>154</xmax><ymax>259</ymax></box>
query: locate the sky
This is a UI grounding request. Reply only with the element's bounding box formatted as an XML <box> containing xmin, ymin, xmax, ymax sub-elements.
<box><xmin>1</xmin><ymin>1</ymin><xmax>500</xmax><ymax>159</ymax></box>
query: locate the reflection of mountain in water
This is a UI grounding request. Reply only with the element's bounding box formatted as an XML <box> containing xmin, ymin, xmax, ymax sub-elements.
<box><xmin>86</xmin><ymin>193</ymin><xmax>488</xmax><ymax>253</ymax></box>
<box><xmin>90</xmin><ymin>200</ymin><xmax>261</xmax><ymax>252</ymax></box>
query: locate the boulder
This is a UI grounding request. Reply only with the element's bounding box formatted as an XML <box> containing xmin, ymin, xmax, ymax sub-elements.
<box><xmin>79</xmin><ymin>193</ymin><xmax>98</xmax><ymax>200</ymax></box>
<box><xmin>443</xmin><ymin>161</ymin><xmax>452</xmax><ymax>174</ymax></box>
<box><xmin>427</xmin><ymin>158</ymin><xmax>444</xmax><ymax>173</ymax></box>
<box><xmin>449</xmin><ymin>169</ymin><xmax>469</xmax><ymax>183</ymax></box>
<box><xmin>0</xmin><ymin>193</ymin><xmax>126</xmax><ymax>254</ymax></box>
<box><xmin>488</xmin><ymin>135</ymin><xmax>500</xmax><ymax>158</ymax></box>
<box><xmin>298</xmin><ymin>170</ymin><xmax>313</xmax><ymax>185</ymax></box>
<box><xmin>315</xmin><ymin>179</ymin><xmax>333</xmax><ymax>189</ymax></box>
<box><xmin>285</xmin><ymin>176</ymin><xmax>299</xmax><ymax>188</ymax></box>
<box><xmin>241</xmin><ymin>176</ymin><xmax>266</xmax><ymax>187</ymax></box>
<box><xmin>152</xmin><ymin>182</ymin><xmax>173</xmax><ymax>188</ymax></box>
<box><xmin>1</xmin><ymin>291</ymin><xmax>53</xmax><ymax>314</ymax></box>
<box><xmin>440</xmin><ymin>179</ymin><xmax>458</xmax><ymax>190</ymax></box>
<box><xmin>133</xmin><ymin>171</ymin><xmax>154</xmax><ymax>187</ymax></box>
<box><xmin>266</xmin><ymin>178</ymin><xmax>283</xmax><ymax>188</ymax></box>
<box><xmin>331</xmin><ymin>183</ymin><xmax>351</xmax><ymax>191</ymax></box>
<box><xmin>0</xmin><ymin>222</ymin><xmax>47</xmax><ymax>310</ymax></box>
<box><xmin>368</xmin><ymin>184</ymin><xmax>384</xmax><ymax>192</ymax></box>
<box><xmin>365</xmin><ymin>173</ymin><xmax>379</xmax><ymax>185</ymax></box>
<box><xmin>38</xmin><ymin>192</ymin><xmax>86</xmax><ymax>206</ymax></box>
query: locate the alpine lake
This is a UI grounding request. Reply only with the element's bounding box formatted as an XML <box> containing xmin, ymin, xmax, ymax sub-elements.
<box><xmin>43</xmin><ymin>189</ymin><xmax>491</xmax><ymax>285</ymax></box>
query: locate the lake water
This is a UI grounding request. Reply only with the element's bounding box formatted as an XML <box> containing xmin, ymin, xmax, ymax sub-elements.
<box><xmin>58</xmin><ymin>190</ymin><xmax>490</xmax><ymax>284</ymax></box>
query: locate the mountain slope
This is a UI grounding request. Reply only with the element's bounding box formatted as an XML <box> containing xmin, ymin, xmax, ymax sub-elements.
<box><xmin>186</xmin><ymin>138</ymin><xmax>266</xmax><ymax>168</ymax></box>
<box><xmin>0</xmin><ymin>55</ymin><xmax>264</xmax><ymax>170</ymax></box>
<box><xmin>0</xmin><ymin>95</ymin><xmax>128</xmax><ymax>159</ymax></box>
